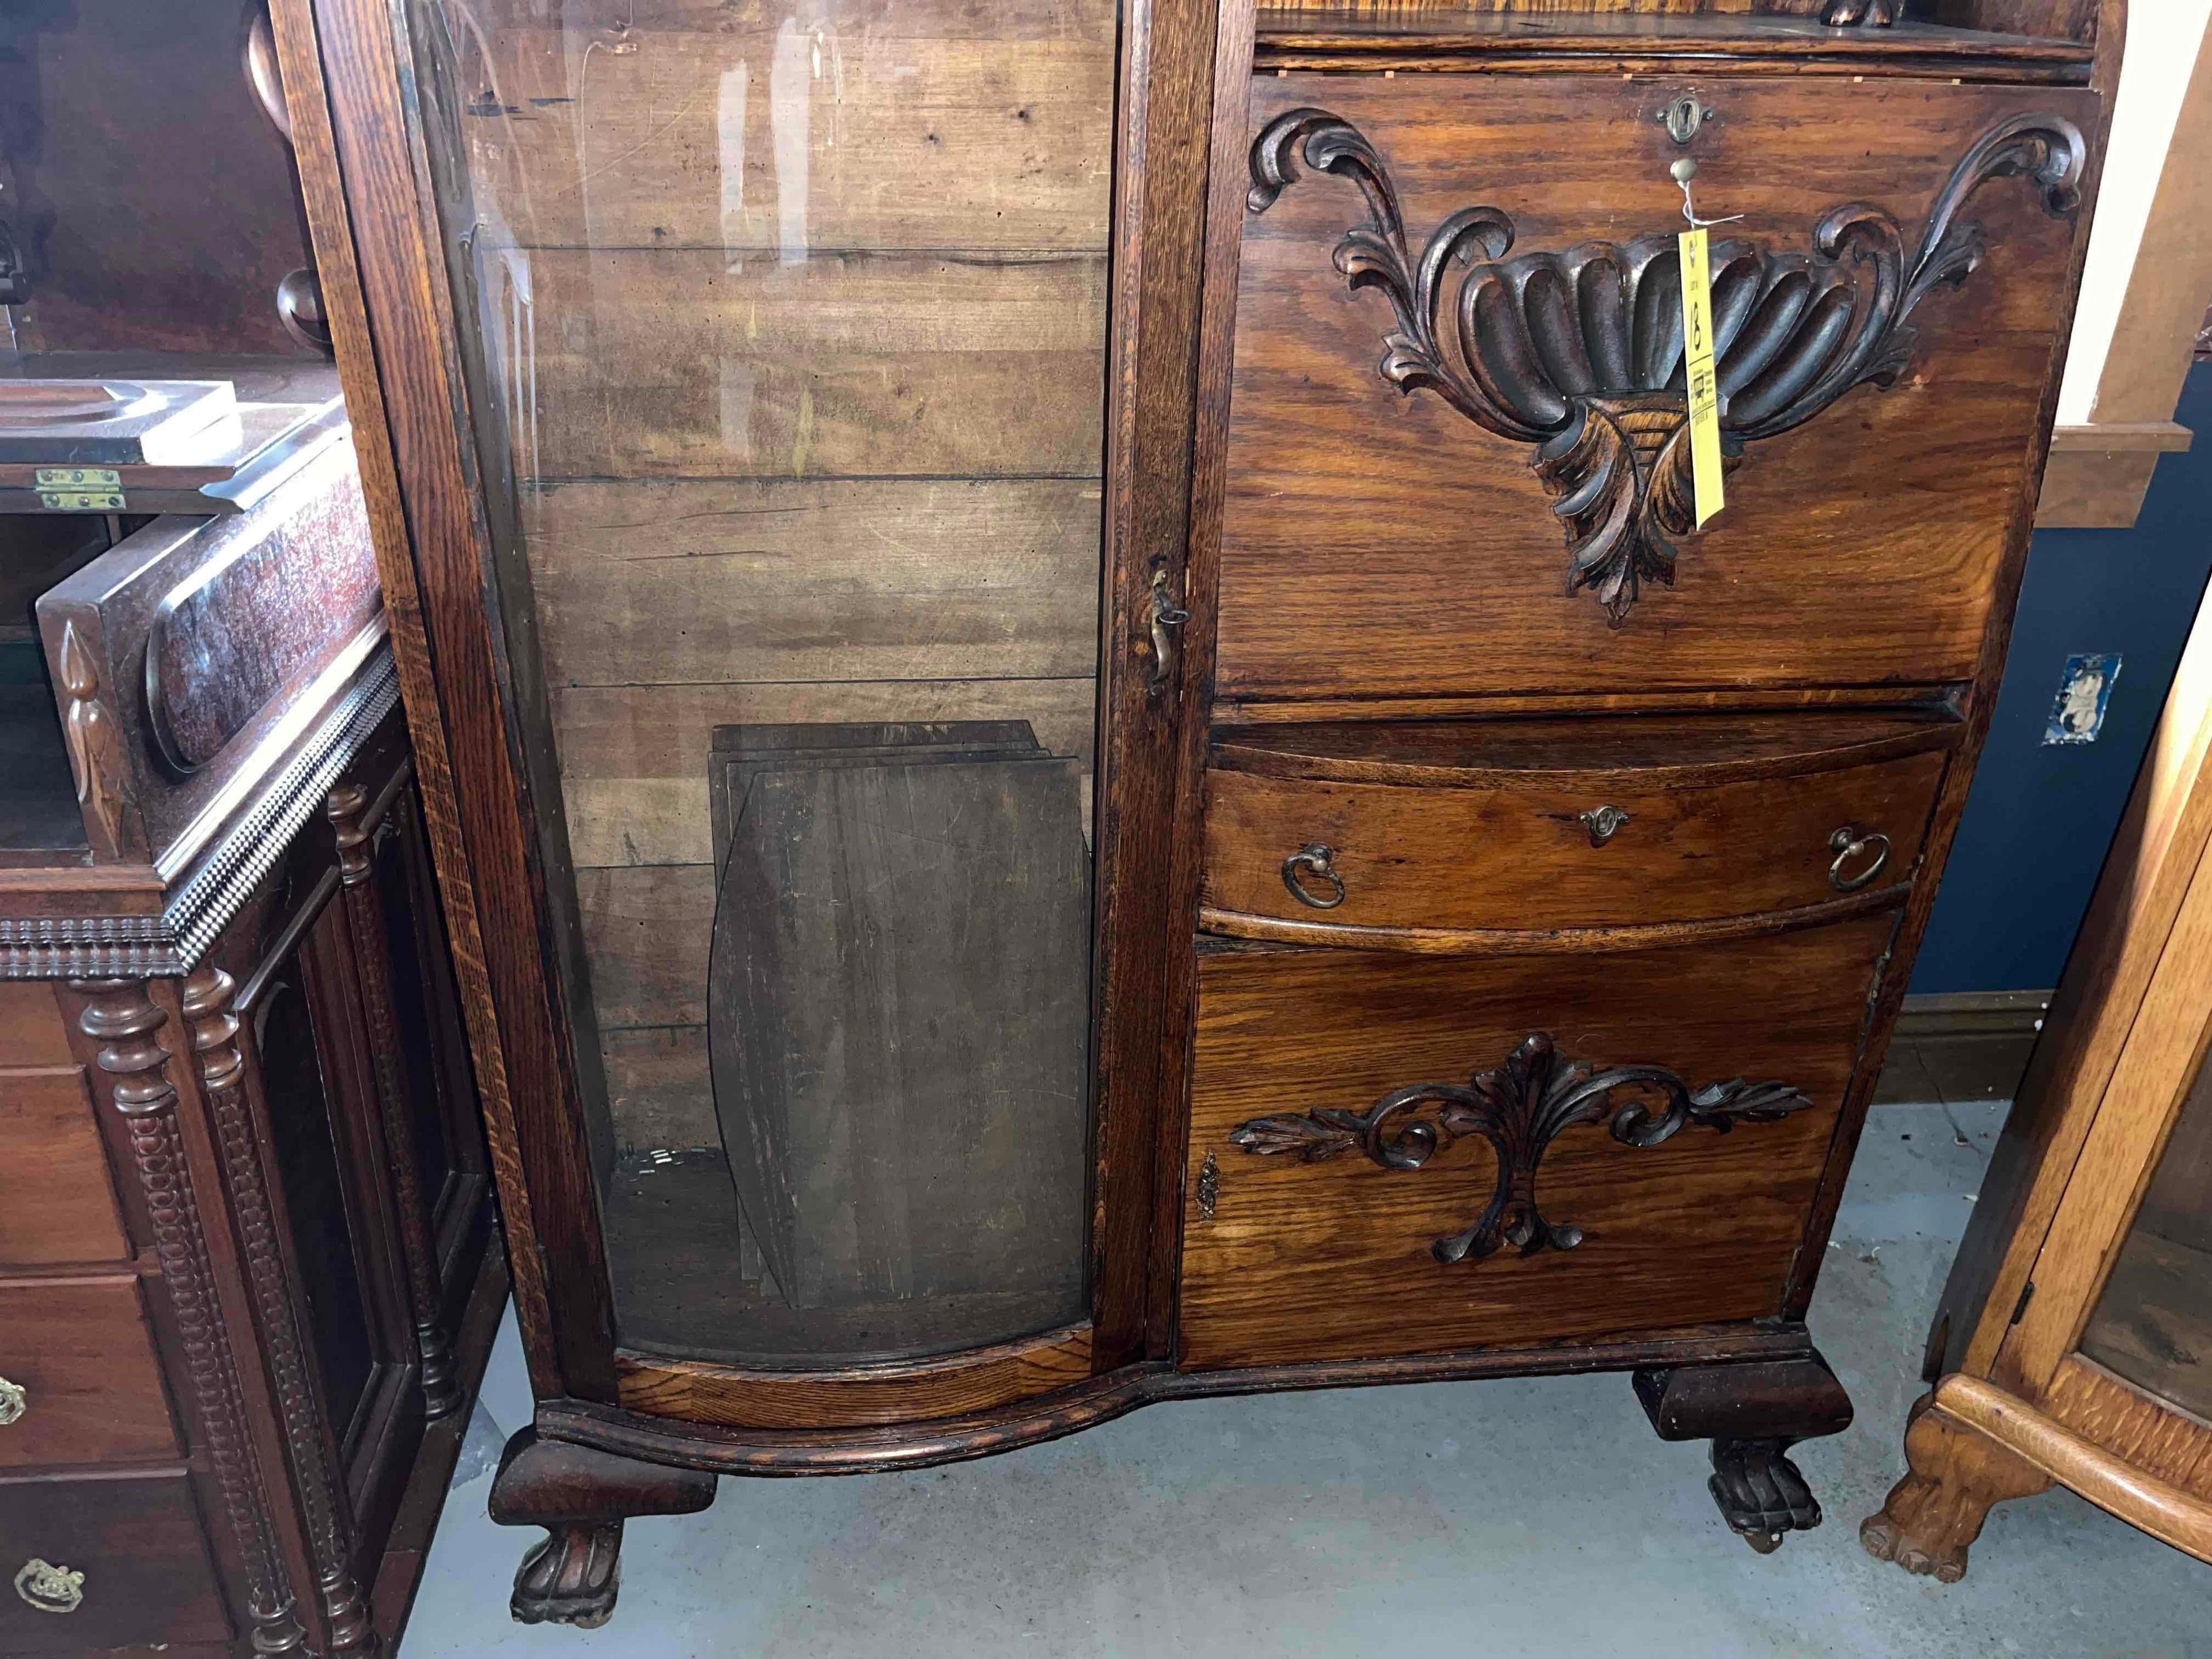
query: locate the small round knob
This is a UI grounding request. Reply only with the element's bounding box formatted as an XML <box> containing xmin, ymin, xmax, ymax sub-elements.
<box><xmin>1579</xmin><ymin>805</ymin><xmax>1632</xmax><ymax>847</ymax></box>
<box><xmin>14</xmin><ymin>1559</ymin><xmax>84</xmax><ymax>1615</ymax></box>
<box><xmin>1281</xmin><ymin>843</ymin><xmax>1347</xmax><ymax>910</ymax></box>
<box><xmin>1828</xmin><ymin>825</ymin><xmax>1893</xmax><ymax>892</ymax></box>
<box><xmin>1669</xmin><ymin>157</ymin><xmax>1699</xmax><ymax>184</ymax></box>
<box><xmin>0</xmin><ymin>1377</ymin><xmax>23</xmax><ymax>1426</ymax></box>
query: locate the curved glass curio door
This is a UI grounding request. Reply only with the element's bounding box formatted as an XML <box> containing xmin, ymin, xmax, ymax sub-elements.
<box><xmin>404</xmin><ymin>0</ymin><xmax>1113</xmax><ymax>1365</ymax></box>
<box><xmin>2081</xmin><ymin>1046</ymin><xmax>2212</xmax><ymax>1421</ymax></box>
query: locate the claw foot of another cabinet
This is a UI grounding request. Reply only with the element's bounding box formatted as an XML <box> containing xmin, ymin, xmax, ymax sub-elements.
<box><xmin>1634</xmin><ymin>1350</ymin><xmax>1854</xmax><ymax>1554</ymax></box>
<box><xmin>488</xmin><ymin>1427</ymin><xmax>717</xmax><ymax>1630</ymax></box>
<box><xmin>1861</xmin><ymin>1391</ymin><xmax>2050</xmax><ymax>1583</ymax></box>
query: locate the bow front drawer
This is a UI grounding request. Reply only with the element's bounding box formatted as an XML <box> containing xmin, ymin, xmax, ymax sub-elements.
<box><xmin>1200</xmin><ymin>710</ymin><xmax>1955</xmax><ymax>944</ymax></box>
<box><xmin>1179</xmin><ymin>910</ymin><xmax>1894</xmax><ymax>1372</ymax></box>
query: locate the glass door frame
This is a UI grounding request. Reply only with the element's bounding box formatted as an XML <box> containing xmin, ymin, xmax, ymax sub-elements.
<box><xmin>272</xmin><ymin>0</ymin><xmax>1237</xmax><ymax>1442</ymax></box>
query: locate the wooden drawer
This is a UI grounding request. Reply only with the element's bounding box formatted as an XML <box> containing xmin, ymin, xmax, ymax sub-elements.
<box><xmin>0</xmin><ymin>1471</ymin><xmax>229</xmax><ymax>1651</ymax></box>
<box><xmin>0</xmin><ymin>1277</ymin><xmax>177</xmax><ymax>1468</ymax></box>
<box><xmin>1177</xmin><ymin>911</ymin><xmax>1895</xmax><ymax>1371</ymax></box>
<box><xmin>1219</xmin><ymin>74</ymin><xmax>2096</xmax><ymax>699</ymax></box>
<box><xmin>0</xmin><ymin>1068</ymin><xmax>129</xmax><ymax>1267</ymax></box>
<box><xmin>1202</xmin><ymin>711</ymin><xmax>1952</xmax><ymax>941</ymax></box>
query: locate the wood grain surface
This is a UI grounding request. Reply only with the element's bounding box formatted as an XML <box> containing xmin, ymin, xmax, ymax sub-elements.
<box><xmin>0</xmin><ymin>1276</ymin><xmax>178</xmax><ymax>1467</ymax></box>
<box><xmin>1203</xmin><ymin>741</ymin><xmax>1947</xmax><ymax>933</ymax></box>
<box><xmin>1218</xmin><ymin>75</ymin><xmax>2094</xmax><ymax>700</ymax></box>
<box><xmin>0</xmin><ymin>1470</ymin><xmax>228</xmax><ymax>1652</ymax></box>
<box><xmin>0</xmin><ymin>1067</ymin><xmax>129</xmax><ymax>1266</ymax></box>
<box><xmin>616</xmin><ymin>1324</ymin><xmax>1095</xmax><ymax>1430</ymax></box>
<box><xmin>1178</xmin><ymin>914</ymin><xmax>1892</xmax><ymax>1369</ymax></box>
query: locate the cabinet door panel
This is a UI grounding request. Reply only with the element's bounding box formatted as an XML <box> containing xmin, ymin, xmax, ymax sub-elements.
<box><xmin>1218</xmin><ymin>75</ymin><xmax>2095</xmax><ymax>698</ymax></box>
<box><xmin>399</xmin><ymin>0</ymin><xmax>1117</xmax><ymax>1369</ymax></box>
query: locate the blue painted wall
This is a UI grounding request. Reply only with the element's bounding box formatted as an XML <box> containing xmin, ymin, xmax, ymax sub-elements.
<box><xmin>1911</xmin><ymin>361</ymin><xmax>2212</xmax><ymax>995</ymax></box>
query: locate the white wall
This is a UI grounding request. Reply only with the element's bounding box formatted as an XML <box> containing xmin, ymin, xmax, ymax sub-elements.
<box><xmin>2056</xmin><ymin>0</ymin><xmax>2212</xmax><ymax>425</ymax></box>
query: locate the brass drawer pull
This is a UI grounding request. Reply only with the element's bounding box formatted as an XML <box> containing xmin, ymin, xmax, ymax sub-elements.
<box><xmin>14</xmin><ymin>1559</ymin><xmax>84</xmax><ymax>1615</ymax></box>
<box><xmin>0</xmin><ymin>1377</ymin><xmax>22</xmax><ymax>1426</ymax></box>
<box><xmin>1282</xmin><ymin>843</ymin><xmax>1346</xmax><ymax>909</ymax></box>
<box><xmin>1828</xmin><ymin>825</ymin><xmax>1892</xmax><ymax>892</ymax></box>
<box><xmin>1578</xmin><ymin>805</ymin><xmax>1631</xmax><ymax>847</ymax></box>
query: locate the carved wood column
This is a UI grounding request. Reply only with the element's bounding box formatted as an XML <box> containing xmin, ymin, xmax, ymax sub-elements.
<box><xmin>178</xmin><ymin>964</ymin><xmax>382</xmax><ymax>1657</ymax></box>
<box><xmin>71</xmin><ymin>977</ymin><xmax>309</xmax><ymax>1658</ymax></box>
<box><xmin>327</xmin><ymin>779</ymin><xmax>461</xmax><ymax>1416</ymax></box>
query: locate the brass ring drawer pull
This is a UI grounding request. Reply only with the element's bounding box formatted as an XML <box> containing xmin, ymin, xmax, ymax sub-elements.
<box><xmin>1282</xmin><ymin>843</ymin><xmax>1346</xmax><ymax>909</ymax></box>
<box><xmin>1828</xmin><ymin>825</ymin><xmax>1892</xmax><ymax>892</ymax></box>
<box><xmin>0</xmin><ymin>1377</ymin><xmax>22</xmax><ymax>1426</ymax></box>
<box><xmin>14</xmin><ymin>1559</ymin><xmax>84</xmax><ymax>1615</ymax></box>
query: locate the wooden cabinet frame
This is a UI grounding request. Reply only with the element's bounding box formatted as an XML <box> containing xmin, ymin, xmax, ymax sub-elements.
<box><xmin>271</xmin><ymin>0</ymin><xmax>1230</xmax><ymax>1414</ymax></box>
<box><xmin>270</xmin><ymin>0</ymin><xmax>2134</xmax><ymax>1626</ymax></box>
<box><xmin>1866</xmin><ymin>565</ymin><xmax>2212</xmax><ymax>1578</ymax></box>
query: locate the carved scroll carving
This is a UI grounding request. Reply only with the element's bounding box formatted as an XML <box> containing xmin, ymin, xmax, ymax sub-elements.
<box><xmin>1228</xmin><ymin>1032</ymin><xmax>1812</xmax><ymax>1263</ymax></box>
<box><xmin>1247</xmin><ymin>109</ymin><xmax>2087</xmax><ymax>620</ymax></box>
<box><xmin>328</xmin><ymin>781</ymin><xmax>461</xmax><ymax>1416</ymax></box>
<box><xmin>180</xmin><ymin>965</ymin><xmax>381</xmax><ymax>1657</ymax></box>
<box><xmin>73</xmin><ymin>979</ymin><xmax>308</xmax><ymax>1657</ymax></box>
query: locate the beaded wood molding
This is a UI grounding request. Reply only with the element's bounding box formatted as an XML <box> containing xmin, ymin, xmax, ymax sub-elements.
<box><xmin>0</xmin><ymin>649</ymin><xmax>399</xmax><ymax>980</ymax></box>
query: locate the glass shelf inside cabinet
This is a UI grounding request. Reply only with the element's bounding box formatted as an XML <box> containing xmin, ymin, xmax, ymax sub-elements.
<box><xmin>2080</xmin><ymin>1051</ymin><xmax>2212</xmax><ymax>1421</ymax></box>
<box><xmin>404</xmin><ymin>0</ymin><xmax>1113</xmax><ymax>1367</ymax></box>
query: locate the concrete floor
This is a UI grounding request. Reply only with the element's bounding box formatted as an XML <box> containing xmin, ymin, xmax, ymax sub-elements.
<box><xmin>406</xmin><ymin>1102</ymin><xmax>2212</xmax><ymax>1657</ymax></box>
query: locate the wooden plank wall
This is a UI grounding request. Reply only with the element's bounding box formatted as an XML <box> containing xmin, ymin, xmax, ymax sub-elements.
<box><xmin>446</xmin><ymin>0</ymin><xmax>1113</xmax><ymax>1149</ymax></box>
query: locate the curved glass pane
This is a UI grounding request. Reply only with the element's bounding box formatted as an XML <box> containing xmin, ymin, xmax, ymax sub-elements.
<box><xmin>2080</xmin><ymin>1046</ymin><xmax>2212</xmax><ymax>1418</ymax></box>
<box><xmin>404</xmin><ymin>0</ymin><xmax>1113</xmax><ymax>1365</ymax></box>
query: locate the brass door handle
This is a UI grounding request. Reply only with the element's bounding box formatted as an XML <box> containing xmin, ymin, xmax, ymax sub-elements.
<box><xmin>0</xmin><ymin>1377</ymin><xmax>22</xmax><ymax>1426</ymax></box>
<box><xmin>1282</xmin><ymin>843</ymin><xmax>1346</xmax><ymax>909</ymax></box>
<box><xmin>14</xmin><ymin>1559</ymin><xmax>84</xmax><ymax>1615</ymax></box>
<box><xmin>1828</xmin><ymin>825</ymin><xmax>1892</xmax><ymax>892</ymax></box>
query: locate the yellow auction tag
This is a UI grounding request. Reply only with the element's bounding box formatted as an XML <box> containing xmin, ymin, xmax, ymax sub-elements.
<box><xmin>1678</xmin><ymin>227</ymin><xmax>1725</xmax><ymax>528</ymax></box>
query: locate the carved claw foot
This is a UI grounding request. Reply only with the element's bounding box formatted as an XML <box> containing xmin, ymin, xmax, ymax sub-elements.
<box><xmin>1861</xmin><ymin>1391</ymin><xmax>2050</xmax><ymax>1583</ymax></box>
<box><xmin>487</xmin><ymin>1426</ymin><xmax>715</xmax><ymax>1631</ymax></box>
<box><xmin>512</xmin><ymin>1521</ymin><xmax>623</xmax><ymax>1628</ymax></box>
<box><xmin>1711</xmin><ymin>1438</ymin><xmax>1823</xmax><ymax>1552</ymax></box>
<box><xmin>1634</xmin><ymin>1351</ymin><xmax>1854</xmax><ymax>1555</ymax></box>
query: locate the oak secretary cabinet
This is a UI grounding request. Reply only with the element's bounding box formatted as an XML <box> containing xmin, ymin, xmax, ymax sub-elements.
<box><xmin>271</xmin><ymin>0</ymin><xmax>2122</xmax><ymax>1623</ymax></box>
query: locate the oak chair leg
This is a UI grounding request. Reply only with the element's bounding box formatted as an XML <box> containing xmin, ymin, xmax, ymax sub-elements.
<box><xmin>488</xmin><ymin>1427</ymin><xmax>717</xmax><ymax>1628</ymax></box>
<box><xmin>1633</xmin><ymin>1353</ymin><xmax>1855</xmax><ymax>1553</ymax></box>
<box><xmin>1861</xmin><ymin>1391</ymin><xmax>2052</xmax><ymax>1583</ymax></box>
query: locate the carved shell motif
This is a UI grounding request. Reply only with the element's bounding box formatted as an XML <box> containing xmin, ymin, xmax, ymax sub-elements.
<box><xmin>1248</xmin><ymin>109</ymin><xmax>2087</xmax><ymax>620</ymax></box>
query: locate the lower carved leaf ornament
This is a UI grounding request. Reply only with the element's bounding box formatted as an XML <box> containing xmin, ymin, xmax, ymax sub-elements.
<box><xmin>1228</xmin><ymin>1033</ymin><xmax>1812</xmax><ymax>1263</ymax></box>
<box><xmin>1247</xmin><ymin>108</ymin><xmax>2086</xmax><ymax>620</ymax></box>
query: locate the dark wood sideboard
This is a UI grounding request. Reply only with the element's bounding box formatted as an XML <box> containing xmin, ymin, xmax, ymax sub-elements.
<box><xmin>270</xmin><ymin>0</ymin><xmax>2123</xmax><ymax>1627</ymax></box>
<box><xmin>0</xmin><ymin>427</ymin><xmax>501</xmax><ymax>1657</ymax></box>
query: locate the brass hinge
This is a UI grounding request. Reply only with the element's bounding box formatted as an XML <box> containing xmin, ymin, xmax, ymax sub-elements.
<box><xmin>2010</xmin><ymin>1279</ymin><xmax>2036</xmax><ymax>1325</ymax></box>
<box><xmin>1195</xmin><ymin>1150</ymin><xmax>1219</xmax><ymax>1221</ymax></box>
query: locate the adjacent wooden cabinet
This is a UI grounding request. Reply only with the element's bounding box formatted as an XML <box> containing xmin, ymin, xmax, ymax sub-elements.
<box><xmin>273</xmin><ymin>0</ymin><xmax>2124</xmax><ymax>1624</ymax></box>
<box><xmin>1864</xmin><ymin>541</ymin><xmax>2212</xmax><ymax>1581</ymax></box>
<box><xmin>0</xmin><ymin>435</ymin><xmax>501</xmax><ymax>1657</ymax></box>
